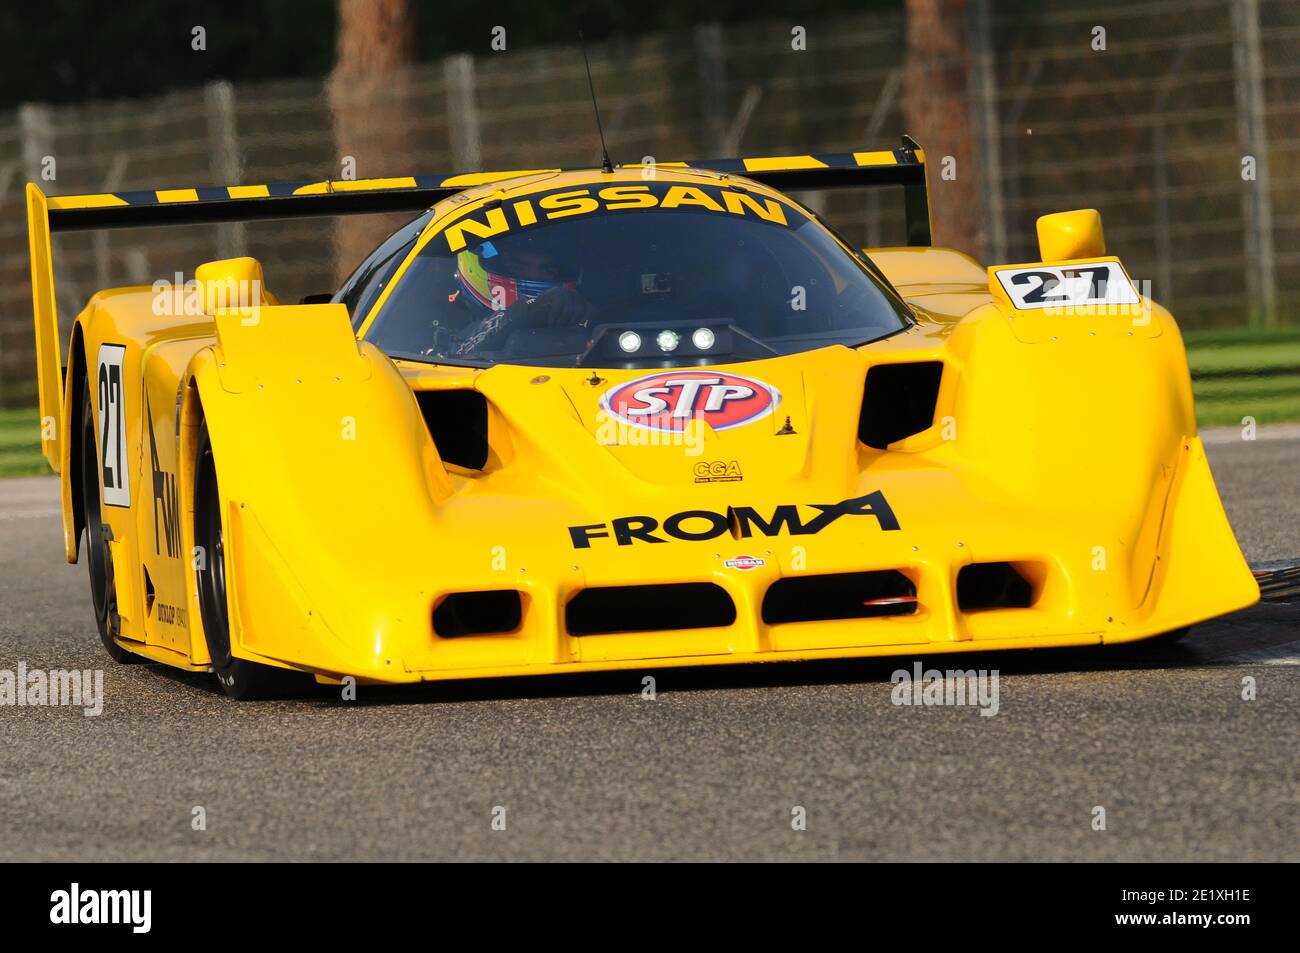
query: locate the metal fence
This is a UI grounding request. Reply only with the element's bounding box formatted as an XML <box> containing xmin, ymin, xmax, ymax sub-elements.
<box><xmin>1</xmin><ymin>0</ymin><xmax>1297</xmax><ymax>404</ymax></box>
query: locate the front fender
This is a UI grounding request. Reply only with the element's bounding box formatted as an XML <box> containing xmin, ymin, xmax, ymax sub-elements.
<box><xmin>185</xmin><ymin>303</ymin><xmax>453</xmax><ymax>673</ymax></box>
<box><xmin>932</xmin><ymin>288</ymin><xmax>1252</xmax><ymax>623</ymax></box>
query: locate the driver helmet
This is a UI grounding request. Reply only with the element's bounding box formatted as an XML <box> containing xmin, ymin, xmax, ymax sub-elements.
<box><xmin>455</xmin><ymin>238</ymin><xmax>575</xmax><ymax>314</ymax></box>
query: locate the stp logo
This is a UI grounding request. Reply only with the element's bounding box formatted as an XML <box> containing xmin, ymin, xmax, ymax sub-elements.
<box><xmin>600</xmin><ymin>371</ymin><xmax>780</xmax><ymax>433</ymax></box>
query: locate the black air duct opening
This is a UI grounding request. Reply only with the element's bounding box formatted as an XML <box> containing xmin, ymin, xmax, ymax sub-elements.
<box><xmin>433</xmin><ymin>590</ymin><xmax>523</xmax><ymax>637</ymax></box>
<box><xmin>416</xmin><ymin>389</ymin><xmax>489</xmax><ymax>470</ymax></box>
<box><xmin>956</xmin><ymin>563</ymin><xmax>1035</xmax><ymax>611</ymax></box>
<box><xmin>566</xmin><ymin>583</ymin><xmax>736</xmax><ymax>636</ymax></box>
<box><xmin>762</xmin><ymin>570</ymin><xmax>917</xmax><ymax>624</ymax></box>
<box><xmin>859</xmin><ymin>361</ymin><xmax>944</xmax><ymax>449</ymax></box>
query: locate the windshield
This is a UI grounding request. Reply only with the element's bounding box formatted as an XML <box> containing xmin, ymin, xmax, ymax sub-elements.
<box><xmin>364</xmin><ymin>180</ymin><xmax>910</xmax><ymax>368</ymax></box>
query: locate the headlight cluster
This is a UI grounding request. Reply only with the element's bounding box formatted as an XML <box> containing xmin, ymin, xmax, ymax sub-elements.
<box><xmin>617</xmin><ymin>328</ymin><xmax>716</xmax><ymax>354</ymax></box>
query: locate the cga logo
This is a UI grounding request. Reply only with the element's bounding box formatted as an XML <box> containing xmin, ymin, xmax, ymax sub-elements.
<box><xmin>600</xmin><ymin>371</ymin><xmax>780</xmax><ymax>433</ymax></box>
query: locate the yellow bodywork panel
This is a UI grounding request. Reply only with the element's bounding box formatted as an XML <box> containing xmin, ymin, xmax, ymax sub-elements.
<box><xmin>28</xmin><ymin>164</ymin><xmax>1257</xmax><ymax>686</ymax></box>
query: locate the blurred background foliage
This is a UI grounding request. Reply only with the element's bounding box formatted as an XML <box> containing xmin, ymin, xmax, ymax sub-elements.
<box><xmin>0</xmin><ymin>0</ymin><xmax>890</xmax><ymax>108</ymax></box>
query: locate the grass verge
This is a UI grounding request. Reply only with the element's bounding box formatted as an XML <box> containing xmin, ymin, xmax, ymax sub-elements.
<box><xmin>0</xmin><ymin>407</ymin><xmax>48</xmax><ymax>477</ymax></box>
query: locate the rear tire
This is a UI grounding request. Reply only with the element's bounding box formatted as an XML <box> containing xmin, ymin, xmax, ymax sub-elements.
<box><xmin>80</xmin><ymin>377</ymin><xmax>139</xmax><ymax>664</ymax></box>
<box><xmin>194</xmin><ymin>418</ymin><xmax>309</xmax><ymax>700</ymax></box>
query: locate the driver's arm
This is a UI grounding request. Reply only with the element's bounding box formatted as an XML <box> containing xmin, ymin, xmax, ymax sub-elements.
<box><xmin>455</xmin><ymin>286</ymin><xmax>590</xmax><ymax>356</ymax></box>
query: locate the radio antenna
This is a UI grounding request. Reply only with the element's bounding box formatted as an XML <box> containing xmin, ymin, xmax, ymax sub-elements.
<box><xmin>579</xmin><ymin>32</ymin><xmax>614</xmax><ymax>173</ymax></box>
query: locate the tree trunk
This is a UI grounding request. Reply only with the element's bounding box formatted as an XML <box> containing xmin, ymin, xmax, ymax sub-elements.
<box><xmin>902</xmin><ymin>0</ymin><xmax>982</xmax><ymax>257</ymax></box>
<box><xmin>329</xmin><ymin>0</ymin><xmax>415</xmax><ymax>284</ymax></box>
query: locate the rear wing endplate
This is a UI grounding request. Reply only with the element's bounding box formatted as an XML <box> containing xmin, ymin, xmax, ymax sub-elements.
<box><xmin>27</xmin><ymin>184</ymin><xmax>61</xmax><ymax>470</ymax></box>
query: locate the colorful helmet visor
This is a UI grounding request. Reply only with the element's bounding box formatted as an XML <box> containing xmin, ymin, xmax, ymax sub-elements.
<box><xmin>455</xmin><ymin>241</ymin><xmax>568</xmax><ymax>311</ymax></box>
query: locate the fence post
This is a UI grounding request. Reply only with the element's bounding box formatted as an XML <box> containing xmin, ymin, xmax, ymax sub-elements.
<box><xmin>967</xmin><ymin>0</ymin><xmax>1005</xmax><ymax>264</ymax></box>
<box><xmin>443</xmin><ymin>53</ymin><xmax>482</xmax><ymax>170</ymax></box>
<box><xmin>18</xmin><ymin>103</ymin><xmax>58</xmax><ymax>388</ymax></box>
<box><xmin>94</xmin><ymin>154</ymin><xmax>129</xmax><ymax>291</ymax></box>
<box><xmin>1231</xmin><ymin>0</ymin><xmax>1276</xmax><ymax>328</ymax></box>
<box><xmin>205</xmin><ymin>80</ymin><xmax>247</xmax><ymax>260</ymax></box>
<box><xmin>864</xmin><ymin>69</ymin><xmax>902</xmax><ymax>248</ymax></box>
<box><xmin>18</xmin><ymin>103</ymin><xmax>51</xmax><ymax>185</ymax></box>
<box><xmin>1152</xmin><ymin>42</ymin><xmax>1189</xmax><ymax>311</ymax></box>
<box><xmin>695</xmin><ymin>23</ymin><xmax>727</xmax><ymax>154</ymax></box>
<box><xmin>1002</xmin><ymin>54</ymin><xmax>1042</xmax><ymax>262</ymax></box>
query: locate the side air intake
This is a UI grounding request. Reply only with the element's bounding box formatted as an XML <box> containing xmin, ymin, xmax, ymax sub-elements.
<box><xmin>415</xmin><ymin>389</ymin><xmax>489</xmax><ymax>470</ymax></box>
<box><xmin>858</xmin><ymin>361</ymin><xmax>944</xmax><ymax>449</ymax></box>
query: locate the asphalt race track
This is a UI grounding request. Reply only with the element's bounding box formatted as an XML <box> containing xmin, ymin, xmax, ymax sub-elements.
<box><xmin>1</xmin><ymin>430</ymin><xmax>1297</xmax><ymax>862</ymax></box>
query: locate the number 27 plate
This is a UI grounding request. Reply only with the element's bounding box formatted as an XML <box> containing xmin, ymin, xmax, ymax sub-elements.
<box><xmin>993</xmin><ymin>261</ymin><xmax>1139</xmax><ymax>310</ymax></box>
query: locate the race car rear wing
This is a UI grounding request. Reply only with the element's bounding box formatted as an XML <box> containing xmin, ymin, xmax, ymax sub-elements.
<box><xmin>38</xmin><ymin>137</ymin><xmax>931</xmax><ymax>238</ymax></box>
<box><xmin>27</xmin><ymin>138</ymin><xmax>930</xmax><ymax>470</ymax></box>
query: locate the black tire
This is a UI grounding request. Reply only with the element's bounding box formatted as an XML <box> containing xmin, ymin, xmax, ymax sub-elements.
<box><xmin>80</xmin><ymin>377</ymin><xmax>140</xmax><ymax>663</ymax></box>
<box><xmin>1147</xmin><ymin>626</ymin><xmax>1191</xmax><ymax>644</ymax></box>
<box><xmin>194</xmin><ymin>418</ymin><xmax>309</xmax><ymax>700</ymax></box>
<box><xmin>1114</xmin><ymin>626</ymin><xmax>1192</xmax><ymax>653</ymax></box>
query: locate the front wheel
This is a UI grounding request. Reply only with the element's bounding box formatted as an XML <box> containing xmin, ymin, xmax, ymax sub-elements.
<box><xmin>194</xmin><ymin>419</ymin><xmax>309</xmax><ymax>700</ymax></box>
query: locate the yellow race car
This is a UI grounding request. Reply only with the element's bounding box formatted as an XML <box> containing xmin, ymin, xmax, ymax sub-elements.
<box><xmin>26</xmin><ymin>139</ymin><xmax>1258</xmax><ymax>698</ymax></box>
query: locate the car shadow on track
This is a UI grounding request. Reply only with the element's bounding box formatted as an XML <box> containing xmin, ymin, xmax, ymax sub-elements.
<box><xmin>136</xmin><ymin>600</ymin><xmax>1297</xmax><ymax>707</ymax></box>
